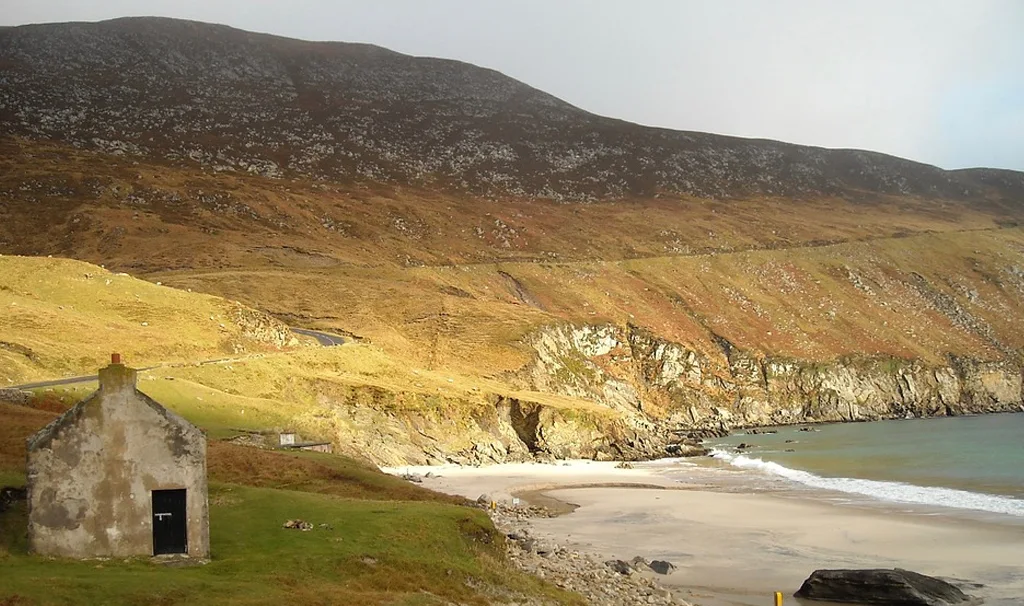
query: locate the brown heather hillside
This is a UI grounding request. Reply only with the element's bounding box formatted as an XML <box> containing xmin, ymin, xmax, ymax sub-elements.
<box><xmin>1</xmin><ymin>17</ymin><xmax>1023</xmax><ymax>464</ymax></box>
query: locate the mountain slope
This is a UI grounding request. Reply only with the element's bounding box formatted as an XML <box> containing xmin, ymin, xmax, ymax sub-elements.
<box><xmin>1</xmin><ymin>17</ymin><xmax>1023</xmax><ymax>460</ymax></box>
<box><xmin>3</xmin><ymin>17</ymin><xmax>1024</xmax><ymax>204</ymax></box>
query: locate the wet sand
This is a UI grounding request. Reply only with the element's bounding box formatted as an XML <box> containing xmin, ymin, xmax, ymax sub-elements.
<box><xmin>387</xmin><ymin>461</ymin><xmax>1024</xmax><ymax>606</ymax></box>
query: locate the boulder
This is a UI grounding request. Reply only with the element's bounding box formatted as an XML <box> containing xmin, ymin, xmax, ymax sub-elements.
<box><xmin>649</xmin><ymin>560</ymin><xmax>677</xmax><ymax>575</ymax></box>
<box><xmin>794</xmin><ymin>569</ymin><xmax>978</xmax><ymax>605</ymax></box>
<box><xmin>629</xmin><ymin>556</ymin><xmax>650</xmax><ymax>571</ymax></box>
<box><xmin>605</xmin><ymin>559</ymin><xmax>633</xmax><ymax>575</ymax></box>
<box><xmin>666</xmin><ymin>442</ymin><xmax>711</xmax><ymax>457</ymax></box>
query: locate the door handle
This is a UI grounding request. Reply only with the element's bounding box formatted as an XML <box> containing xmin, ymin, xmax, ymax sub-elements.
<box><xmin>154</xmin><ymin>513</ymin><xmax>173</xmax><ymax>521</ymax></box>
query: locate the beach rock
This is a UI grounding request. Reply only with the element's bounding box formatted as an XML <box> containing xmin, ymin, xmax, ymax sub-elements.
<box><xmin>606</xmin><ymin>559</ymin><xmax>633</xmax><ymax>575</ymax></box>
<box><xmin>794</xmin><ymin>568</ymin><xmax>978</xmax><ymax>605</ymax></box>
<box><xmin>649</xmin><ymin>560</ymin><xmax>677</xmax><ymax>575</ymax></box>
<box><xmin>488</xmin><ymin>498</ymin><xmax>689</xmax><ymax>605</ymax></box>
<box><xmin>665</xmin><ymin>443</ymin><xmax>711</xmax><ymax>457</ymax></box>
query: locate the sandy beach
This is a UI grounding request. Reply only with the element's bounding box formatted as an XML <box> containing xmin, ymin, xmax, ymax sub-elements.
<box><xmin>387</xmin><ymin>460</ymin><xmax>1024</xmax><ymax>606</ymax></box>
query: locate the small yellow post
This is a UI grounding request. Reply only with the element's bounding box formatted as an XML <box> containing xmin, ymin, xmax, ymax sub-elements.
<box><xmin>774</xmin><ymin>592</ymin><xmax>783</xmax><ymax>606</ymax></box>
<box><xmin>490</xmin><ymin>500</ymin><xmax>496</xmax><ymax>511</ymax></box>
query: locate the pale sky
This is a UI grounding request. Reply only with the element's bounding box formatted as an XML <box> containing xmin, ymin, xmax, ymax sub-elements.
<box><xmin>4</xmin><ymin>1</ymin><xmax>1023</xmax><ymax>171</ymax></box>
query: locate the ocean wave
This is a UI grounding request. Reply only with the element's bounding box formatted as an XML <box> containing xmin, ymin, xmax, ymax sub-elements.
<box><xmin>710</xmin><ymin>449</ymin><xmax>1024</xmax><ymax>517</ymax></box>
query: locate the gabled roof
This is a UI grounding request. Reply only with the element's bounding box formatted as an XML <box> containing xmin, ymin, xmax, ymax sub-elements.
<box><xmin>27</xmin><ymin>363</ymin><xmax>203</xmax><ymax>453</ymax></box>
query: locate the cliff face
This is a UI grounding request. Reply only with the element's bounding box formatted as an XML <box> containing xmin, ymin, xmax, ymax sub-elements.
<box><xmin>292</xmin><ymin>383</ymin><xmax>665</xmax><ymax>467</ymax></box>
<box><xmin>310</xmin><ymin>322</ymin><xmax>1021</xmax><ymax>467</ymax></box>
<box><xmin>523</xmin><ymin>323</ymin><xmax>1023</xmax><ymax>440</ymax></box>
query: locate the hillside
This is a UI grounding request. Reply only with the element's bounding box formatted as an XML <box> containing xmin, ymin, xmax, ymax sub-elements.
<box><xmin>3</xmin><ymin>17</ymin><xmax>1024</xmax><ymax>205</ymax></box>
<box><xmin>0</xmin><ymin>17</ymin><xmax>1023</xmax><ymax>466</ymax></box>
<box><xmin>0</xmin><ymin>255</ymin><xmax>299</xmax><ymax>383</ymax></box>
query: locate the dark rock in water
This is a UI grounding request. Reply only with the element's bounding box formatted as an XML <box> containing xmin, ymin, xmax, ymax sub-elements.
<box><xmin>795</xmin><ymin>568</ymin><xmax>979</xmax><ymax>605</ymax></box>
<box><xmin>649</xmin><ymin>560</ymin><xmax>677</xmax><ymax>575</ymax></box>
<box><xmin>736</xmin><ymin>443</ymin><xmax>749</xmax><ymax>450</ymax></box>
<box><xmin>665</xmin><ymin>442</ymin><xmax>711</xmax><ymax>457</ymax></box>
<box><xmin>605</xmin><ymin>559</ymin><xmax>633</xmax><ymax>575</ymax></box>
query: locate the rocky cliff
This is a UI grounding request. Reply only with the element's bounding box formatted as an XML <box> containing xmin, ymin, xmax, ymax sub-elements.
<box><xmin>522</xmin><ymin>323</ymin><xmax>1023</xmax><ymax>441</ymax></box>
<box><xmin>276</xmin><ymin>320</ymin><xmax>1022</xmax><ymax>467</ymax></box>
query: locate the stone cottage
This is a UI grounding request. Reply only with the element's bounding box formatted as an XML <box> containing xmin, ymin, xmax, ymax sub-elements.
<box><xmin>26</xmin><ymin>355</ymin><xmax>210</xmax><ymax>558</ymax></box>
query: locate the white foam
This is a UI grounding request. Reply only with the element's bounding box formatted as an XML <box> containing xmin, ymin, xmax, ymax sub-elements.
<box><xmin>711</xmin><ymin>449</ymin><xmax>1024</xmax><ymax>517</ymax></box>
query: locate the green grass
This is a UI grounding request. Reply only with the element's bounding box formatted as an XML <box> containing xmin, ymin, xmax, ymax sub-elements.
<box><xmin>0</xmin><ymin>470</ymin><xmax>24</xmax><ymax>487</ymax></box>
<box><xmin>0</xmin><ymin>483</ymin><xmax>576</xmax><ymax>605</ymax></box>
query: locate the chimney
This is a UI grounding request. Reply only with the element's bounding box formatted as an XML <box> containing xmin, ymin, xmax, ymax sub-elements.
<box><xmin>99</xmin><ymin>354</ymin><xmax>136</xmax><ymax>392</ymax></box>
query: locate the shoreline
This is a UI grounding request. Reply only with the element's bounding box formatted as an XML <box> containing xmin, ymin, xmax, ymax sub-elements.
<box><xmin>390</xmin><ymin>460</ymin><xmax>1024</xmax><ymax>606</ymax></box>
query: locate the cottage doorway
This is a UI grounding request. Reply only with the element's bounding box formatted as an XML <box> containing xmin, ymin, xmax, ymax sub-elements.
<box><xmin>152</xmin><ymin>489</ymin><xmax>187</xmax><ymax>555</ymax></box>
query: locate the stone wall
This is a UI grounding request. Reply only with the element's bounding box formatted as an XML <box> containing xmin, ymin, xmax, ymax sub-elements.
<box><xmin>26</xmin><ymin>363</ymin><xmax>209</xmax><ymax>558</ymax></box>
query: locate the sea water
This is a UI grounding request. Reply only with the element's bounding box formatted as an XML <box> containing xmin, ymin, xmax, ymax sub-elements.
<box><xmin>704</xmin><ymin>412</ymin><xmax>1024</xmax><ymax>517</ymax></box>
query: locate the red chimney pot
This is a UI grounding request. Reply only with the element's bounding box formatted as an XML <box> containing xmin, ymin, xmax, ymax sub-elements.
<box><xmin>111</xmin><ymin>353</ymin><xmax>121</xmax><ymax>364</ymax></box>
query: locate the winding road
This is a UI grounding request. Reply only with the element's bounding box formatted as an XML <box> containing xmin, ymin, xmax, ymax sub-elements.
<box><xmin>7</xmin><ymin>328</ymin><xmax>346</xmax><ymax>391</ymax></box>
<box><xmin>290</xmin><ymin>328</ymin><xmax>346</xmax><ymax>346</ymax></box>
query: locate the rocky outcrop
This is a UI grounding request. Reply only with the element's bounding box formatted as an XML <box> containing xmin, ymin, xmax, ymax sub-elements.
<box><xmin>794</xmin><ymin>569</ymin><xmax>979</xmax><ymax>605</ymax></box>
<box><xmin>0</xmin><ymin>388</ymin><xmax>31</xmax><ymax>405</ymax></box>
<box><xmin>307</xmin><ymin>384</ymin><xmax>669</xmax><ymax>467</ymax></box>
<box><xmin>228</xmin><ymin>304</ymin><xmax>299</xmax><ymax>350</ymax></box>
<box><xmin>522</xmin><ymin>323</ymin><xmax>1024</xmax><ymax>438</ymax></box>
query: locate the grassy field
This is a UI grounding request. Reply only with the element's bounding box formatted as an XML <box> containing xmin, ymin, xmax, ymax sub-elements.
<box><xmin>0</xmin><ymin>402</ymin><xmax>581</xmax><ymax>606</ymax></box>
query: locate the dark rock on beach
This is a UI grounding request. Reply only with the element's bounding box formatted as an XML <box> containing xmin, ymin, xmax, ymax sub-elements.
<box><xmin>795</xmin><ymin>568</ymin><xmax>979</xmax><ymax>605</ymax></box>
<box><xmin>606</xmin><ymin>559</ymin><xmax>633</xmax><ymax>575</ymax></box>
<box><xmin>649</xmin><ymin>560</ymin><xmax>677</xmax><ymax>575</ymax></box>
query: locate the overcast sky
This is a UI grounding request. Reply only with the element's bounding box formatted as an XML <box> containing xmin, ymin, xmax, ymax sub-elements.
<box><xmin>4</xmin><ymin>1</ymin><xmax>1023</xmax><ymax>171</ymax></box>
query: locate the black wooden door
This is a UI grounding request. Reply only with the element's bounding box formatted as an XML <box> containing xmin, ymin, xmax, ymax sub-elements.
<box><xmin>152</xmin><ymin>489</ymin><xmax>187</xmax><ymax>555</ymax></box>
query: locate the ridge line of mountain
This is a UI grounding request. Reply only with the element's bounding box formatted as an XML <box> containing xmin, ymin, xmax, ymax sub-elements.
<box><xmin>3</xmin><ymin>16</ymin><xmax>1023</xmax><ymax>203</ymax></box>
